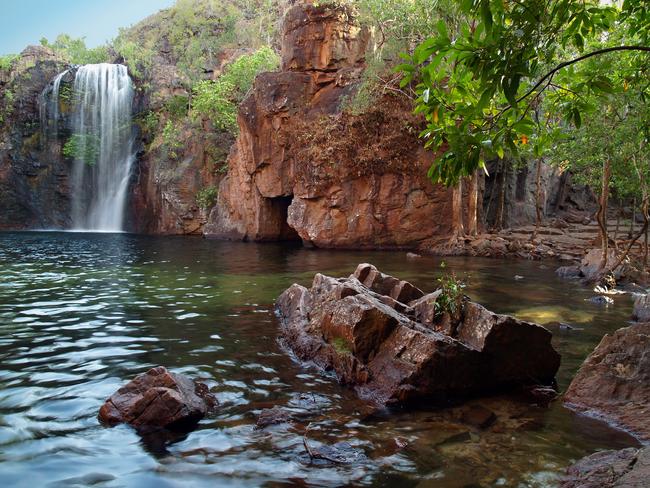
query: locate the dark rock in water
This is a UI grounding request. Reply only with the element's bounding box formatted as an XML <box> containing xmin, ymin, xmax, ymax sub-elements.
<box><xmin>561</xmin><ymin>447</ymin><xmax>650</xmax><ymax>488</ymax></box>
<box><xmin>459</xmin><ymin>405</ymin><xmax>497</xmax><ymax>429</ymax></box>
<box><xmin>587</xmin><ymin>295</ymin><xmax>614</xmax><ymax>305</ymax></box>
<box><xmin>303</xmin><ymin>439</ymin><xmax>367</xmax><ymax>465</ymax></box>
<box><xmin>98</xmin><ymin>366</ymin><xmax>217</xmax><ymax>431</ymax></box>
<box><xmin>256</xmin><ymin>406</ymin><xmax>294</xmax><ymax>429</ymax></box>
<box><xmin>564</xmin><ymin>323</ymin><xmax>650</xmax><ymax>442</ymax></box>
<box><xmin>276</xmin><ymin>263</ymin><xmax>560</xmax><ymax>406</ymax></box>
<box><xmin>556</xmin><ymin>265</ymin><xmax>581</xmax><ymax>279</ymax></box>
<box><xmin>632</xmin><ymin>293</ymin><xmax>650</xmax><ymax>322</ymax></box>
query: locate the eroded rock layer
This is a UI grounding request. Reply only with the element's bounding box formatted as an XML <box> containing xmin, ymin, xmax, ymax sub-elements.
<box><xmin>275</xmin><ymin>264</ymin><xmax>560</xmax><ymax>406</ymax></box>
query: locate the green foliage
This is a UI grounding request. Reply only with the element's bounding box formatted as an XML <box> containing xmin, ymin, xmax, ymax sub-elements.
<box><xmin>63</xmin><ymin>133</ymin><xmax>101</xmax><ymax>166</ymax></box>
<box><xmin>114</xmin><ymin>0</ymin><xmax>285</xmax><ymax>84</ymax></box>
<box><xmin>162</xmin><ymin>120</ymin><xmax>183</xmax><ymax>159</ymax></box>
<box><xmin>399</xmin><ymin>0</ymin><xmax>649</xmax><ymax>186</ymax></box>
<box><xmin>136</xmin><ymin>110</ymin><xmax>159</xmax><ymax>138</ymax></box>
<box><xmin>192</xmin><ymin>46</ymin><xmax>279</xmax><ymax>132</ymax></box>
<box><xmin>112</xmin><ymin>36</ymin><xmax>153</xmax><ymax>79</ymax></box>
<box><xmin>40</xmin><ymin>34</ymin><xmax>110</xmax><ymax>64</ymax></box>
<box><xmin>434</xmin><ymin>264</ymin><xmax>466</xmax><ymax>320</ymax></box>
<box><xmin>331</xmin><ymin>336</ymin><xmax>353</xmax><ymax>355</ymax></box>
<box><xmin>0</xmin><ymin>54</ymin><xmax>18</xmax><ymax>72</ymax></box>
<box><xmin>195</xmin><ymin>186</ymin><xmax>219</xmax><ymax>209</ymax></box>
<box><xmin>164</xmin><ymin>95</ymin><xmax>190</xmax><ymax>119</ymax></box>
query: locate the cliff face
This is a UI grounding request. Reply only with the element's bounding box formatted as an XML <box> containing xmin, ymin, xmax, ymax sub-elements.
<box><xmin>205</xmin><ymin>2</ymin><xmax>458</xmax><ymax>248</ymax></box>
<box><xmin>0</xmin><ymin>46</ymin><xmax>69</xmax><ymax>230</ymax></box>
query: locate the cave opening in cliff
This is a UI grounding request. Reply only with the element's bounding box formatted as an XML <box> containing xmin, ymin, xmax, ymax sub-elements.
<box><xmin>269</xmin><ymin>195</ymin><xmax>301</xmax><ymax>241</ymax></box>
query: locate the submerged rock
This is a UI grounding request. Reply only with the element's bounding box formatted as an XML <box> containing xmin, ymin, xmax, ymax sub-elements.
<box><xmin>564</xmin><ymin>323</ymin><xmax>650</xmax><ymax>442</ymax></box>
<box><xmin>561</xmin><ymin>447</ymin><xmax>650</xmax><ymax>488</ymax></box>
<box><xmin>98</xmin><ymin>366</ymin><xmax>217</xmax><ymax>431</ymax></box>
<box><xmin>276</xmin><ymin>264</ymin><xmax>560</xmax><ymax>406</ymax></box>
<box><xmin>587</xmin><ymin>295</ymin><xmax>614</xmax><ymax>305</ymax></box>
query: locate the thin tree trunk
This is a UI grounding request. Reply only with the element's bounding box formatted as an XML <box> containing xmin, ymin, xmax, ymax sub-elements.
<box><xmin>532</xmin><ymin>158</ymin><xmax>543</xmax><ymax>241</ymax></box>
<box><xmin>495</xmin><ymin>160</ymin><xmax>507</xmax><ymax>231</ymax></box>
<box><xmin>643</xmin><ymin>197</ymin><xmax>648</xmax><ymax>269</ymax></box>
<box><xmin>597</xmin><ymin>159</ymin><xmax>612</xmax><ymax>270</ymax></box>
<box><xmin>608</xmin><ymin>195</ymin><xmax>649</xmax><ymax>275</ymax></box>
<box><xmin>613</xmin><ymin>199</ymin><xmax>621</xmax><ymax>250</ymax></box>
<box><xmin>467</xmin><ymin>171</ymin><xmax>478</xmax><ymax>236</ymax></box>
<box><xmin>630</xmin><ymin>197</ymin><xmax>636</xmax><ymax>238</ymax></box>
<box><xmin>452</xmin><ymin>179</ymin><xmax>465</xmax><ymax>238</ymax></box>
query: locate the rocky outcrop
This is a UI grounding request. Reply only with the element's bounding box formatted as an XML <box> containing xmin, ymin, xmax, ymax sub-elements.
<box><xmin>99</xmin><ymin>366</ymin><xmax>217</xmax><ymax>431</ymax></box>
<box><xmin>561</xmin><ymin>447</ymin><xmax>650</xmax><ymax>488</ymax></box>
<box><xmin>275</xmin><ymin>264</ymin><xmax>560</xmax><ymax>406</ymax></box>
<box><xmin>0</xmin><ymin>46</ymin><xmax>69</xmax><ymax>229</ymax></box>
<box><xmin>564</xmin><ymin>323</ymin><xmax>650</xmax><ymax>442</ymax></box>
<box><xmin>206</xmin><ymin>1</ymin><xmax>462</xmax><ymax>248</ymax></box>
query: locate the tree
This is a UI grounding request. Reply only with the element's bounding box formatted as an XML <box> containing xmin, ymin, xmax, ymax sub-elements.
<box><xmin>399</xmin><ymin>0</ymin><xmax>649</xmax><ymax>249</ymax></box>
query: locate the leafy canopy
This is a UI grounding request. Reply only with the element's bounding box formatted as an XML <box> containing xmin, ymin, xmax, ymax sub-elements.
<box><xmin>399</xmin><ymin>0</ymin><xmax>650</xmax><ymax>186</ymax></box>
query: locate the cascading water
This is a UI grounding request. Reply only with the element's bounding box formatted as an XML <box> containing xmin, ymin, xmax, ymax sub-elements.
<box><xmin>69</xmin><ymin>64</ymin><xmax>135</xmax><ymax>232</ymax></box>
<box><xmin>39</xmin><ymin>69</ymin><xmax>68</xmax><ymax>140</ymax></box>
<box><xmin>40</xmin><ymin>63</ymin><xmax>135</xmax><ymax>232</ymax></box>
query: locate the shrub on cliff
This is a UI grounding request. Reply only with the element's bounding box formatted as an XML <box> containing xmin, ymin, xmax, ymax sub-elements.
<box><xmin>191</xmin><ymin>46</ymin><xmax>280</xmax><ymax>132</ymax></box>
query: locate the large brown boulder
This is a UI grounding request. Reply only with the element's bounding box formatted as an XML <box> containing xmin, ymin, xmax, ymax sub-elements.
<box><xmin>98</xmin><ymin>366</ymin><xmax>217</xmax><ymax>431</ymax></box>
<box><xmin>564</xmin><ymin>323</ymin><xmax>650</xmax><ymax>442</ymax></box>
<box><xmin>561</xmin><ymin>447</ymin><xmax>650</xmax><ymax>488</ymax></box>
<box><xmin>276</xmin><ymin>264</ymin><xmax>560</xmax><ymax>406</ymax></box>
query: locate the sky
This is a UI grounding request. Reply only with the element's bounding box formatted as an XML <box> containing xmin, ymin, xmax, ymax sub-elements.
<box><xmin>0</xmin><ymin>0</ymin><xmax>176</xmax><ymax>55</ymax></box>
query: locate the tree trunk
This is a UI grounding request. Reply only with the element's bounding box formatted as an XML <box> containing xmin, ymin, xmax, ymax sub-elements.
<box><xmin>452</xmin><ymin>179</ymin><xmax>465</xmax><ymax>238</ymax></box>
<box><xmin>467</xmin><ymin>171</ymin><xmax>479</xmax><ymax>236</ymax></box>
<box><xmin>494</xmin><ymin>160</ymin><xmax>507</xmax><ymax>231</ymax></box>
<box><xmin>643</xmin><ymin>196</ymin><xmax>649</xmax><ymax>269</ymax></box>
<box><xmin>613</xmin><ymin>199</ymin><xmax>621</xmax><ymax>249</ymax></box>
<box><xmin>532</xmin><ymin>158</ymin><xmax>543</xmax><ymax>241</ymax></box>
<box><xmin>597</xmin><ymin>159</ymin><xmax>612</xmax><ymax>270</ymax></box>
<box><xmin>608</xmin><ymin>195</ymin><xmax>648</xmax><ymax>276</ymax></box>
<box><xmin>630</xmin><ymin>197</ymin><xmax>636</xmax><ymax>238</ymax></box>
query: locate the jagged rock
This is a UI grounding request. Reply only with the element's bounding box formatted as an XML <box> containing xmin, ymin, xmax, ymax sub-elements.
<box><xmin>580</xmin><ymin>248</ymin><xmax>625</xmax><ymax>282</ymax></box>
<box><xmin>276</xmin><ymin>264</ymin><xmax>560</xmax><ymax>406</ymax></box>
<box><xmin>561</xmin><ymin>447</ymin><xmax>650</xmax><ymax>488</ymax></box>
<box><xmin>632</xmin><ymin>293</ymin><xmax>650</xmax><ymax>322</ymax></box>
<box><xmin>564</xmin><ymin>323</ymin><xmax>650</xmax><ymax>442</ymax></box>
<box><xmin>98</xmin><ymin>366</ymin><xmax>217</xmax><ymax>431</ymax></box>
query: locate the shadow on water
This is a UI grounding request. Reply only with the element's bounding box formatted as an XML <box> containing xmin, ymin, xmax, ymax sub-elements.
<box><xmin>0</xmin><ymin>231</ymin><xmax>641</xmax><ymax>487</ymax></box>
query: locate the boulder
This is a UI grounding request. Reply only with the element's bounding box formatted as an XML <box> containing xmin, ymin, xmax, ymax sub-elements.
<box><xmin>276</xmin><ymin>264</ymin><xmax>560</xmax><ymax>406</ymax></box>
<box><xmin>98</xmin><ymin>366</ymin><xmax>217</xmax><ymax>431</ymax></box>
<box><xmin>632</xmin><ymin>293</ymin><xmax>650</xmax><ymax>322</ymax></box>
<box><xmin>564</xmin><ymin>323</ymin><xmax>650</xmax><ymax>442</ymax></box>
<box><xmin>561</xmin><ymin>447</ymin><xmax>650</xmax><ymax>488</ymax></box>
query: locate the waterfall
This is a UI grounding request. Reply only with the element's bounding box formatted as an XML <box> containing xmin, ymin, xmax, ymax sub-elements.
<box><xmin>39</xmin><ymin>70</ymin><xmax>68</xmax><ymax>140</ymax></box>
<box><xmin>68</xmin><ymin>64</ymin><xmax>135</xmax><ymax>232</ymax></box>
<box><xmin>40</xmin><ymin>64</ymin><xmax>135</xmax><ymax>232</ymax></box>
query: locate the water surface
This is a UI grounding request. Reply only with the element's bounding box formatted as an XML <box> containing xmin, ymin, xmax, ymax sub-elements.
<box><xmin>0</xmin><ymin>232</ymin><xmax>640</xmax><ymax>487</ymax></box>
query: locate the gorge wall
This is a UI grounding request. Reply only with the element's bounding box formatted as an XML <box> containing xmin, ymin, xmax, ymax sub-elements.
<box><xmin>205</xmin><ymin>2</ymin><xmax>460</xmax><ymax>249</ymax></box>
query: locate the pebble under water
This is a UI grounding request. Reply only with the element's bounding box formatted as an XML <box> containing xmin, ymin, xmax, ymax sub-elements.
<box><xmin>0</xmin><ymin>232</ymin><xmax>641</xmax><ymax>487</ymax></box>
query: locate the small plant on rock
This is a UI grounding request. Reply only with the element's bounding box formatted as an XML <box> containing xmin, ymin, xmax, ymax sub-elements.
<box><xmin>434</xmin><ymin>263</ymin><xmax>467</xmax><ymax>322</ymax></box>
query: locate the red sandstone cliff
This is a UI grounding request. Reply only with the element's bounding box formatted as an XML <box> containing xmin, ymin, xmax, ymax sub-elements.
<box><xmin>204</xmin><ymin>1</ymin><xmax>459</xmax><ymax>249</ymax></box>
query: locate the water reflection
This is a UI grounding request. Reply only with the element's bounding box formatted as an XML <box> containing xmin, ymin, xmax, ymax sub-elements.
<box><xmin>0</xmin><ymin>232</ymin><xmax>640</xmax><ymax>487</ymax></box>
